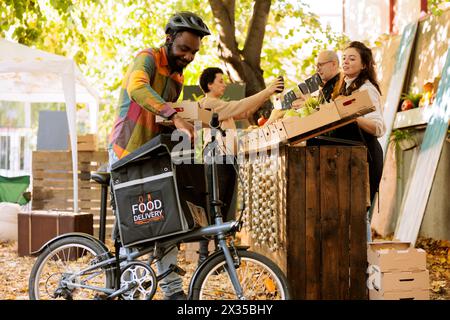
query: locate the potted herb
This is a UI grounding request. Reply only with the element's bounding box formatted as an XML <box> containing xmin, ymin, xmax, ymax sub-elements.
<box><xmin>390</xmin><ymin>129</ymin><xmax>417</xmax><ymax>151</ymax></box>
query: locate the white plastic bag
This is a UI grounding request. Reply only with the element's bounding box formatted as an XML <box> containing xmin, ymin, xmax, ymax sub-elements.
<box><xmin>0</xmin><ymin>202</ymin><xmax>20</xmax><ymax>241</ymax></box>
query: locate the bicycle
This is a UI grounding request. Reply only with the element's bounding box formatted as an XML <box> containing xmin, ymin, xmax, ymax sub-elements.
<box><xmin>28</xmin><ymin>113</ymin><xmax>290</xmax><ymax>300</ymax></box>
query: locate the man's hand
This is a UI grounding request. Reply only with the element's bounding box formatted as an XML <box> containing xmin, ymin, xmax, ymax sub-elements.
<box><xmin>172</xmin><ymin>113</ymin><xmax>194</xmax><ymax>141</ymax></box>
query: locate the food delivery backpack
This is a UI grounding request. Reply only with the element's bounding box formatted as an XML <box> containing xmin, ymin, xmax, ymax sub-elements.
<box><xmin>110</xmin><ymin>134</ymin><xmax>207</xmax><ymax>247</ymax></box>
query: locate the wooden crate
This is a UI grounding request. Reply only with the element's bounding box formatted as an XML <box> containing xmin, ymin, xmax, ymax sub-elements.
<box><xmin>18</xmin><ymin>210</ymin><xmax>93</xmax><ymax>256</ymax></box>
<box><xmin>238</xmin><ymin>145</ymin><xmax>369</xmax><ymax>299</ymax></box>
<box><xmin>32</xmin><ymin>150</ymin><xmax>114</xmax><ymax>238</ymax></box>
<box><xmin>68</xmin><ymin>134</ymin><xmax>98</xmax><ymax>151</ymax></box>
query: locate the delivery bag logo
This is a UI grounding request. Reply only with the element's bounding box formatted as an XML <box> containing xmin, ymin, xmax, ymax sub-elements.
<box><xmin>131</xmin><ymin>191</ymin><xmax>165</xmax><ymax>225</ymax></box>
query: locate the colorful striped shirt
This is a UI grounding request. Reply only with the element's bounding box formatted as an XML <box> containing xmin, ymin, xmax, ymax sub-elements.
<box><xmin>109</xmin><ymin>45</ymin><xmax>183</xmax><ymax>159</ymax></box>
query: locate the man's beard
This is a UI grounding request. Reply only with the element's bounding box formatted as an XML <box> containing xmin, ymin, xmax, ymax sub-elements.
<box><xmin>167</xmin><ymin>43</ymin><xmax>188</xmax><ymax>73</ymax></box>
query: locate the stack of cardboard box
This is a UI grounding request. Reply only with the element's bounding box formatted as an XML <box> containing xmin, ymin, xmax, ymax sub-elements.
<box><xmin>367</xmin><ymin>241</ymin><xmax>429</xmax><ymax>300</ymax></box>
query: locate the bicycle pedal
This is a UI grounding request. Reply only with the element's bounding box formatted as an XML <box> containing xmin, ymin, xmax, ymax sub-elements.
<box><xmin>93</xmin><ymin>293</ymin><xmax>109</xmax><ymax>300</ymax></box>
<box><xmin>172</xmin><ymin>265</ymin><xmax>186</xmax><ymax>276</ymax></box>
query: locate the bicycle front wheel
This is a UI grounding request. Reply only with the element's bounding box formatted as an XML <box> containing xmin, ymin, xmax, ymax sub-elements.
<box><xmin>29</xmin><ymin>236</ymin><xmax>115</xmax><ymax>300</ymax></box>
<box><xmin>191</xmin><ymin>249</ymin><xmax>290</xmax><ymax>300</ymax></box>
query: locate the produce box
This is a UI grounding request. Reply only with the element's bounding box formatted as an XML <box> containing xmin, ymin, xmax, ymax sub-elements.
<box><xmin>18</xmin><ymin>210</ymin><xmax>93</xmax><ymax>256</ymax></box>
<box><xmin>280</xmin><ymin>99</ymin><xmax>341</xmax><ymax>140</ymax></box>
<box><xmin>242</xmin><ymin>90</ymin><xmax>375</xmax><ymax>152</ymax></box>
<box><xmin>367</xmin><ymin>241</ymin><xmax>427</xmax><ymax>272</ymax></box>
<box><xmin>334</xmin><ymin>90</ymin><xmax>374</xmax><ymax>118</ymax></box>
<box><xmin>369</xmin><ymin>268</ymin><xmax>429</xmax><ymax>293</ymax></box>
<box><xmin>369</xmin><ymin>288</ymin><xmax>429</xmax><ymax>300</ymax></box>
<box><xmin>156</xmin><ymin>101</ymin><xmax>212</xmax><ymax>124</ymax></box>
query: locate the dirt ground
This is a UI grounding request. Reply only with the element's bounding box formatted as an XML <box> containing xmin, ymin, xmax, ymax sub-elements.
<box><xmin>0</xmin><ymin>240</ymin><xmax>197</xmax><ymax>300</ymax></box>
<box><xmin>415</xmin><ymin>237</ymin><xmax>450</xmax><ymax>300</ymax></box>
<box><xmin>0</xmin><ymin>237</ymin><xmax>448</xmax><ymax>300</ymax></box>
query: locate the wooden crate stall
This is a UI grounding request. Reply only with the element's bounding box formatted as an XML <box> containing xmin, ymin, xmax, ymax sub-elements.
<box><xmin>32</xmin><ymin>150</ymin><xmax>114</xmax><ymax>238</ymax></box>
<box><xmin>238</xmin><ymin>145</ymin><xmax>369</xmax><ymax>300</ymax></box>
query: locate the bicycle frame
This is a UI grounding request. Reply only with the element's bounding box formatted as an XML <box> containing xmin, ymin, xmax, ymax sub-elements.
<box><xmin>35</xmin><ymin>114</ymin><xmax>247</xmax><ymax>299</ymax></box>
<box><xmin>36</xmin><ymin>114</ymin><xmax>245</xmax><ymax>299</ymax></box>
<box><xmin>39</xmin><ymin>218</ymin><xmax>243</xmax><ymax>298</ymax></box>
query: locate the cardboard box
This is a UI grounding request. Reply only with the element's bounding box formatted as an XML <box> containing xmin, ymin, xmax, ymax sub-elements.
<box><xmin>260</xmin><ymin>126</ymin><xmax>272</xmax><ymax>144</ymax></box>
<box><xmin>369</xmin><ymin>288</ymin><xmax>429</xmax><ymax>300</ymax></box>
<box><xmin>280</xmin><ymin>100</ymin><xmax>342</xmax><ymax>139</ymax></box>
<box><xmin>273</xmin><ymin>120</ymin><xmax>288</xmax><ymax>141</ymax></box>
<box><xmin>367</xmin><ymin>241</ymin><xmax>427</xmax><ymax>272</ymax></box>
<box><xmin>68</xmin><ymin>134</ymin><xmax>98</xmax><ymax>151</ymax></box>
<box><xmin>334</xmin><ymin>90</ymin><xmax>375</xmax><ymax>119</ymax></box>
<box><xmin>18</xmin><ymin>211</ymin><xmax>93</xmax><ymax>256</ymax></box>
<box><xmin>240</xmin><ymin>90</ymin><xmax>376</xmax><ymax>153</ymax></box>
<box><xmin>280</xmin><ymin>89</ymin><xmax>375</xmax><ymax>141</ymax></box>
<box><xmin>369</xmin><ymin>268</ymin><xmax>429</xmax><ymax>292</ymax></box>
<box><xmin>246</xmin><ymin>129</ymin><xmax>260</xmax><ymax>152</ymax></box>
<box><xmin>268</xmin><ymin>122</ymin><xmax>282</xmax><ymax>142</ymax></box>
<box><xmin>241</xmin><ymin>90</ymin><xmax>375</xmax><ymax>153</ymax></box>
<box><xmin>156</xmin><ymin>101</ymin><xmax>212</xmax><ymax>124</ymax></box>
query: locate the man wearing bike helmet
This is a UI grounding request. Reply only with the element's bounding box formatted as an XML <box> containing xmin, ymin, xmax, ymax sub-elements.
<box><xmin>108</xmin><ymin>11</ymin><xmax>211</xmax><ymax>300</ymax></box>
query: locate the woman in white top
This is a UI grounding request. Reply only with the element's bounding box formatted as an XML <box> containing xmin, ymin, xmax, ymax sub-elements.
<box><xmin>336</xmin><ymin>41</ymin><xmax>386</xmax><ymax>204</ymax></box>
<box><xmin>198</xmin><ymin>67</ymin><xmax>284</xmax><ymax>129</ymax></box>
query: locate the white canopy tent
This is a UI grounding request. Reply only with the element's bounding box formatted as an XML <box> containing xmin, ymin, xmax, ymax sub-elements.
<box><xmin>0</xmin><ymin>38</ymin><xmax>100</xmax><ymax>212</ymax></box>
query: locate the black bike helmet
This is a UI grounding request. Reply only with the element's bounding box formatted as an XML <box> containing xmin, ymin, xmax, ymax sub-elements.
<box><xmin>165</xmin><ymin>11</ymin><xmax>211</xmax><ymax>37</ymax></box>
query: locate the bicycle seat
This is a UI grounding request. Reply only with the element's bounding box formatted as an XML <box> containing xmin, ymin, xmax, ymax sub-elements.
<box><xmin>91</xmin><ymin>171</ymin><xmax>110</xmax><ymax>186</ymax></box>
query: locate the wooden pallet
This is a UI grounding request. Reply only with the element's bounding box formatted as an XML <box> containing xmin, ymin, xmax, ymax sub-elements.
<box><xmin>68</xmin><ymin>134</ymin><xmax>98</xmax><ymax>151</ymax></box>
<box><xmin>32</xmin><ymin>150</ymin><xmax>114</xmax><ymax>238</ymax></box>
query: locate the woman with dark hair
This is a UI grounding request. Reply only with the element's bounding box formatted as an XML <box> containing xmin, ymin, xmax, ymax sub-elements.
<box><xmin>338</xmin><ymin>41</ymin><xmax>385</xmax><ymax>207</ymax></box>
<box><xmin>198</xmin><ymin>67</ymin><xmax>283</xmax><ymax>130</ymax></box>
<box><xmin>195</xmin><ymin>68</ymin><xmax>283</xmax><ymax>265</ymax></box>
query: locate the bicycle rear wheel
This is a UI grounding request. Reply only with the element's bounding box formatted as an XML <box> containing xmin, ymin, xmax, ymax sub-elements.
<box><xmin>29</xmin><ymin>236</ymin><xmax>115</xmax><ymax>300</ymax></box>
<box><xmin>190</xmin><ymin>249</ymin><xmax>290</xmax><ymax>300</ymax></box>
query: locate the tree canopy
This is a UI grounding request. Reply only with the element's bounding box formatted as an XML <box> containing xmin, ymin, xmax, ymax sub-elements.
<box><xmin>1</xmin><ymin>0</ymin><xmax>350</xmax><ymax>138</ymax></box>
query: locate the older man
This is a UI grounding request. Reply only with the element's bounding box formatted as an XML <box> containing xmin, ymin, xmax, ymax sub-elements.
<box><xmin>266</xmin><ymin>50</ymin><xmax>343</xmax><ymax>124</ymax></box>
<box><xmin>316</xmin><ymin>50</ymin><xmax>343</xmax><ymax>103</ymax></box>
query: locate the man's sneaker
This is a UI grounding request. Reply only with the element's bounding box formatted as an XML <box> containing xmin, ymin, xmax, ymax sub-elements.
<box><xmin>164</xmin><ymin>291</ymin><xmax>187</xmax><ymax>300</ymax></box>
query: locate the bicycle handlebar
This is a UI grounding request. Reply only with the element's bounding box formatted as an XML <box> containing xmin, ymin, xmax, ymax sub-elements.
<box><xmin>209</xmin><ymin>112</ymin><xmax>226</xmax><ymax>137</ymax></box>
<box><xmin>210</xmin><ymin>112</ymin><xmax>220</xmax><ymax>129</ymax></box>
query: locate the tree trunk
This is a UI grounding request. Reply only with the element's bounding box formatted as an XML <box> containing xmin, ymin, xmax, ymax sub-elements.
<box><xmin>209</xmin><ymin>0</ymin><xmax>273</xmax><ymax>122</ymax></box>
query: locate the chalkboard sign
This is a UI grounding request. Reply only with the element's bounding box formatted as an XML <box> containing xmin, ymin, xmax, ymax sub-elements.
<box><xmin>36</xmin><ymin>111</ymin><xmax>69</xmax><ymax>150</ymax></box>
